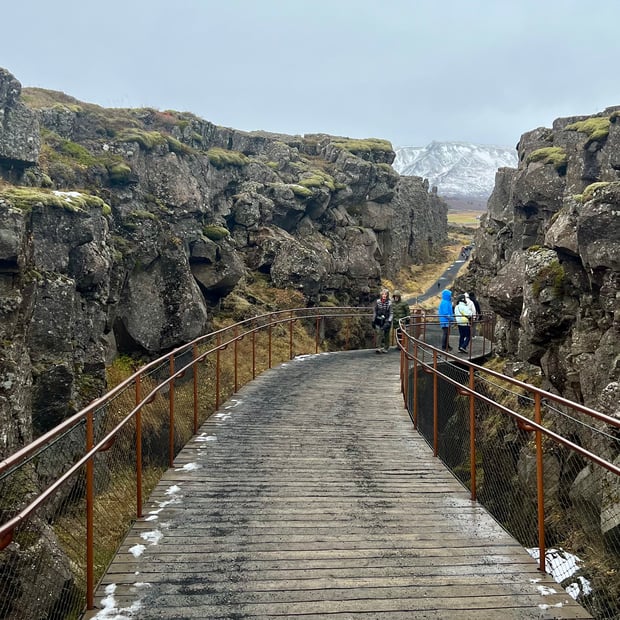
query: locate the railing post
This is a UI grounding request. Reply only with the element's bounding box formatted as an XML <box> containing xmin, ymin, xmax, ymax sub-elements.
<box><xmin>315</xmin><ymin>316</ymin><xmax>320</xmax><ymax>353</ymax></box>
<box><xmin>192</xmin><ymin>345</ymin><xmax>198</xmax><ymax>434</ymax></box>
<box><xmin>412</xmin><ymin>340</ymin><xmax>418</xmax><ymax>429</ymax></box>
<box><xmin>289</xmin><ymin>313</ymin><xmax>294</xmax><ymax>360</ymax></box>
<box><xmin>86</xmin><ymin>410</ymin><xmax>94</xmax><ymax>610</ymax></box>
<box><xmin>469</xmin><ymin>366</ymin><xmax>476</xmax><ymax>501</ymax></box>
<box><xmin>433</xmin><ymin>349</ymin><xmax>438</xmax><ymax>457</ymax></box>
<box><xmin>535</xmin><ymin>392</ymin><xmax>546</xmax><ymax>572</ymax></box>
<box><xmin>268</xmin><ymin>323</ymin><xmax>272</xmax><ymax>369</ymax></box>
<box><xmin>252</xmin><ymin>330</ymin><xmax>256</xmax><ymax>380</ymax></box>
<box><xmin>345</xmin><ymin>317</ymin><xmax>350</xmax><ymax>350</ymax></box>
<box><xmin>234</xmin><ymin>326</ymin><xmax>239</xmax><ymax>393</ymax></box>
<box><xmin>169</xmin><ymin>355</ymin><xmax>175</xmax><ymax>468</ymax></box>
<box><xmin>136</xmin><ymin>374</ymin><xmax>143</xmax><ymax>517</ymax></box>
<box><xmin>401</xmin><ymin>341</ymin><xmax>407</xmax><ymax>405</ymax></box>
<box><xmin>216</xmin><ymin>333</ymin><xmax>221</xmax><ymax>411</ymax></box>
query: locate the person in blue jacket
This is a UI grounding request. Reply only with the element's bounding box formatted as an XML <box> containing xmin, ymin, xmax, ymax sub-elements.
<box><xmin>437</xmin><ymin>289</ymin><xmax>455</xmax><ymax>351</ymax></box>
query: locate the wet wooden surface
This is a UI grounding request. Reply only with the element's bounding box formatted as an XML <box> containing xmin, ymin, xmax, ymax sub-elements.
<box><xmin>85</xmin><ymin>349</ymin><xmax>591</xmax><ymax>619</ymax></box>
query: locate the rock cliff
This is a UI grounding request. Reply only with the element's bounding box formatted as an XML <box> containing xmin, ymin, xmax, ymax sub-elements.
<box><xmin>460</xmin><ymin>107</ymin><xmax>620</xmax><ymax>416</ymax></box>
<box><xmin>0</xmin><ymin>68</ymin><xmax>448</xmax><ymax>458</ymax></box>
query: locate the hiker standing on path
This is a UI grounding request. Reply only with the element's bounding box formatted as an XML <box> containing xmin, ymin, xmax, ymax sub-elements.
<box><xmin>438</xmin><ymin>289</ymin><xmax>455</xmax><ymax>352</ymax></box>
<box><xmin>372</xmin><ymin>288</ymin><xmax>393</xmax><ymax>353</ymax></box>
<box><xmin>454</xmin><ymin>294</ymin><xmax>473</xmax><ymax>352</ymax></box>
<box><xmin>391</xmin><ymin>290</ymin><xmax>409</xmax><ymax>349</ymax></box>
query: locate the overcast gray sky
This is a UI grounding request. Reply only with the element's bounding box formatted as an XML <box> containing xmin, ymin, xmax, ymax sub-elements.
<box><xmin>2</xmin><ymin>0</ymin><xmax>618</xmax><ymax>148</ymax></box>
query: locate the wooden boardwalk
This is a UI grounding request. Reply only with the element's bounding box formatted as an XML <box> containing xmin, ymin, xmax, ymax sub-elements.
<box><xmin>86</xmin><ymin>349</ymin><xmax>591</xmax><ymax>619</ymax></box>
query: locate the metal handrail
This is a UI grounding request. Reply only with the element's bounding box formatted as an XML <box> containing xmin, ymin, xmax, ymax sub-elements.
<box><xmin>398</xmin><ymin>312</ymin><xmax>620</xmax><ymax>585</ymax></box>
<box><xmin>0</xmin><ymin>306</ymin><xmax>371</xmax><ymax>614</ymax></box>
<box><xmin>3</xmin><ymin>306</ymin><xmax>618</xmax><ymax>618</ymax></box>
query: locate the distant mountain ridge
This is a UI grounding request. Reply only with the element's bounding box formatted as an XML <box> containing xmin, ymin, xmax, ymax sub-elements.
<box><xmin>393</xmin><ymin>141</ymin><xmax>518</xmax><ymax>206</ymax></box>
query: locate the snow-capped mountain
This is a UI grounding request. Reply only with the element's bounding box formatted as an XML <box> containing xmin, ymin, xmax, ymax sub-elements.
<box><xmin>393</xmin><ymin>141</ymin><xmax>518</xmax><ymax>203</ymax></box>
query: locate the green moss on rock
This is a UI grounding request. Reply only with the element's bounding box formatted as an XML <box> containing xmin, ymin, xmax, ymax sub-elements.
<box><xmin>206</xmin><ymin>147</ymin><xmax>249</xmax><ymax>168</ymax></box>
<box><xmin>332</xmin><ymin>138</ymin><xmax>393</xmax><ymax>153</ymax></box>
<box><xmin>565</xmin><ymin>117</ymin><xmax>610</xmax><ymax>142</ymax></box>
<box><xmin>165</xmin><ymin>136</ymin><xmax>194</xmax><ymax>155</ymax></box>
<box><xmin>289</xmin><ymin>184</ymin><xmax>314</xmax><ymax>198</ymax></box>
<box><xmin>203</xmin><ymin>225</ymin><xmax>230</xmax><ymax>241</ymax></box>
<box><xmin>0</xmin><ymin>187</ymin><xmax>111</xmax><ymax>213</ymax></box>
<box><xmin>526</xmin><ymin>147</ymin><xmax>568</xmax><ymax>173</ymax></box>
<box><xmin>532</xmin><ymin>259</ymin><xmax>565</xmax><ymax>299</ymax></box>
<box><xmin>581</xmin><ymin>181</ymin><xmax>610</xmax><ymax>203</ymax></box>
<box><xmin>59</xmin><ymin>140</ymin><xmax>98</xmax><ymax>166</ymax></box>
<box><xmin>107</xmin><ymin>162</ymin><xmax>132</xmax><ymax>184</ymax></box>
<box><xmin>118</xmin><ymin>129</ymin><xmax>167</xmax><ymax>150</ymax></box>
<box><xmin>298</xmin><ymin>170</ymin><xmax>335</xmax><ymax>191</ymax></box>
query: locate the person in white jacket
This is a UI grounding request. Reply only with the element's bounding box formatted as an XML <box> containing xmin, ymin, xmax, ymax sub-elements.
<box><xmin>454</xmin><ymin>294</ymin><xmax>473</xmax><ymax>352</ymax></box>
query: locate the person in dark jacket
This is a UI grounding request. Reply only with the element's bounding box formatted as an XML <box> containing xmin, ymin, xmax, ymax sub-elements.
<box><xmin>437</xmin><ymin>289</ymin><xmax>455</xmax><ymax>351</ymax></box>
<box><xmin>468</xmin><ymin>291</ymin><xmax>482</xmax><ymax>338</ymax></box>
<box><xmin>372</xmin><ymin>288</ymin><xmax>393</xmax><ymax>353</ymax></box>
<box><xmin>391</xmin><ymin>290</ymin><xmax>410</xmax><ymax>349</ymax></box>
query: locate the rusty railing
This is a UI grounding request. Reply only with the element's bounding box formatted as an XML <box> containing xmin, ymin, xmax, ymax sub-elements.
<box><xmin>399</xmin><ymin>311</ymin><xmax>620</xmax><ymax>620</ymax></box>
<box><xmin>0</xmin><ymin>306</ymin><xmax>371</xmax><ymax>620</ymax></box>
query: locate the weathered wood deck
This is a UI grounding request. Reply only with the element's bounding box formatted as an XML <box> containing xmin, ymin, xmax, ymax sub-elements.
<box><xmin>85</xmin><ymin>349</ymin><xmax>591</xmax><ymax>619</ymax></box>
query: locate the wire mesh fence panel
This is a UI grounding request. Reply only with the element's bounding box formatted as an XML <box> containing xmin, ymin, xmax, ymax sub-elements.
<box><xmin>0</xmin><ymin>469</ymin><xmax>87</xmax><ymax>620</ymax></box>
<box><xmin>406</xmin><ymin>330</ymin><xmax>620</xmax><ymax>619</ymax></box>
<box><xmin>401</xmin><ymin>313</ymin><xmax>620</xmax><ymax>620</ymax></box>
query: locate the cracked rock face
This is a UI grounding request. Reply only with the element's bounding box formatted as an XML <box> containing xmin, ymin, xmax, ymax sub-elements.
<box><xmin>0</xmin><ymin>66</ymin><xmax>449</xmax><ymax>463</ymax></box>
<box><xmin>0</xmin><ymin>68</ymin><xmax>40</xmax><ymax>167</ymax></box>
<box><xmin>462</xmin><ymin>106</ymin><xmax>620</xmax><ymax>411</ymax></box>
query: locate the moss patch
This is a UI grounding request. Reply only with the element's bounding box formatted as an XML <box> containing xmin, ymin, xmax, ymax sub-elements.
<box><xmin>165</xmin><ymin>136</ymin><xmax>194</xmax><ymax>155</ymax></box>
<box><xmin>206</xmin><ymin>147</ymin><xmax>249</xmax><ymax>169</ymax></box>
<box><xmin>565</xmin><ymin>117</ymin><xmax>610</xmax><ymax>143</ymax></box>
<box><xmin>331</xmin><ymin>137</ymin><xmax>393</xmax><ymax>154</ymax></box>
<box><xmin>581</xmin><ymin>181</ymin><xmax>610</xmax><ymax>203</ymax></box>
<box><xmin>117</xmin><ymin>129</ymin><xmax>167</xmax><ymax>150</ymax></box>
<box><xmin>298</xmin><ymin>169</ymin><xmax>336</xmax><ymax>191</ymax></box>
<box><xmin>289</xmin><ymin>184</ymin><xmax>314</xmax><ymax>198</ymax></box>
<box><xmin>526</xmin><ymin>147</ymin><xmax>568</xmax><ymax>173</ymax></box>
<box><xmin>107</xmin><ymin>162</ymin><xmax>132</xmax><ymax>185</ymax></box>
<box><xmin>0</xmin><ymin>187</ymin><xmax>111</xmax><ymax>213</ymax></box>
<box><xmin>203</xmin><ymin>225</ymin><xmax>230</xmax><ymax>241</ymax></box>
<box><xmin>532</xmin><ymin>259</ymin><xmax>565</xmax><ymax>299</ymax></box>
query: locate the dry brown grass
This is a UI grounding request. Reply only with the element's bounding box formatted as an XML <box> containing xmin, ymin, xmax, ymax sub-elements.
<box><xmin>448</xmin><ymin>210</ymin><xmax>483</xmax><ymax>227</ymax></box>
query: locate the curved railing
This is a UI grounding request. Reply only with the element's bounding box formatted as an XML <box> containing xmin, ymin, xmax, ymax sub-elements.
<box><xmin>2</xmin><ymin>305</ymin><xmax>619</xmax><ymax>619</ymax></box>
<box><xmin>0</xmin><ymin>306</ymin><xmax>371</xmax><ymax>619</ymax></box>
<box><xmin>398</xmin><ymin>311</ymin><xmax>620</xmax><ymax>619</ymax></box>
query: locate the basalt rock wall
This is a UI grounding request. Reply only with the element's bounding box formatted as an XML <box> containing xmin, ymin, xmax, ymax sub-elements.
<box><xmin>458</xmin><ymin>109</ymin><xmax>620</xmax><ymax>538</ymax></box>
<box><xmin>463</xmin><ymin>108</ymin><xmax>619</xmax><ymax>413</ymax></box>
<box><xmin>0</xmin><ymin>67</ymin><xmax>448</xmax><ymax>459</ymax></box>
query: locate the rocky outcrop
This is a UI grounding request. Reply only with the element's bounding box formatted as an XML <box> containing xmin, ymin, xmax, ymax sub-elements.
<box><xmin>457</xmin><ymin>107</ymin><xmax>620</xmax><ymax>570</ymax></box>
<box><xmin>0</xmin><ymin>68</ymin><xmax>40</xmax><ymax>172</ymax></box>
<box><xmin>0</xmin><ymin>68</ymin><xmax>448</xmax><ymax>460</ymax></box>
<box><xmin>462</xmin><ymin>107</ymin><xmax>620</xmax><ymax>412</ymax></box>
